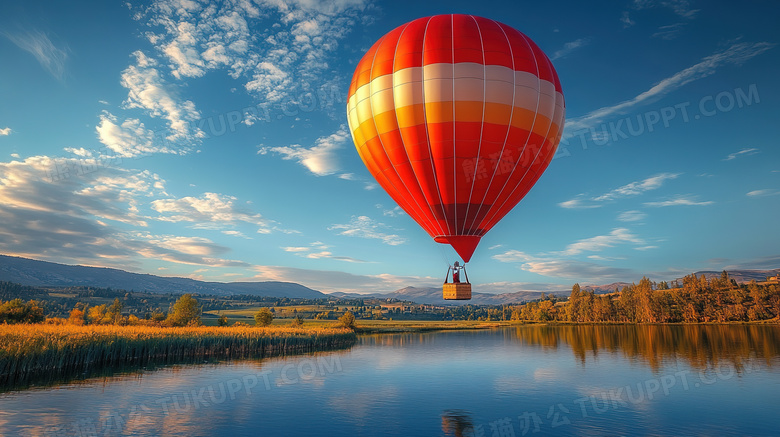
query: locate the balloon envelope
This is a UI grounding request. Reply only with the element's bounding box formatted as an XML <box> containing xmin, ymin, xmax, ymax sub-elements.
<box><xmin>347</xmin><ymin>14</ymin><xmax>565</xmax><ymax>262</ymax></box>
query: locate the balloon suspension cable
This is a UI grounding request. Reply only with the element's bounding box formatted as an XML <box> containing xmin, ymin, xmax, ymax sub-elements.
<box><xmin>438</xmin><ymin>243</ymin><xmax>452</xmax><ymax>268</ymax></box>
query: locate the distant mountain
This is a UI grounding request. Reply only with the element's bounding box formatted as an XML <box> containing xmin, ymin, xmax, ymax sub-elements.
<box><xmin>581</xmin><ymin>282</ymin><xmax>632</xmax><ymax>295</ymax></box>
<box><xmin>386</xmin><ymin>286</ymin><xmax>564</xmax><ymax>305</ymax></box>
<box><xmin>0</xmin><ymin>255</ymin><xmax>325</xmax><ymax>298</ymax></box>
<box><xmin>684</xmin><ymin>269</ymin><xmax>780</xmax><ymax>284</ymax></box>
<box><xmin>332</xmin><ymin>286</ymin><xmax>565</xmax><ymax>306</ymax></box>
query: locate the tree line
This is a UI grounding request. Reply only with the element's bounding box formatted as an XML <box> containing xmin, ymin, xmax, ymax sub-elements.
<box><xmin>512</xmin><ymin>272</ymin><xmax>780</xmax><ymax>323</ymax></box>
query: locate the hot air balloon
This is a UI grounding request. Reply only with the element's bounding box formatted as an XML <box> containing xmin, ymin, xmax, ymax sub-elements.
<box><xmin>346</xmin><ymin>14</ymin><xmax>565</xmax><ymax>300</ymax></box>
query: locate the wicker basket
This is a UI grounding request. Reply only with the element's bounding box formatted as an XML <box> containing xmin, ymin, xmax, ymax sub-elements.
<box><xmin>443</xmin><ymin>283</ymin><xmax>472</xmax><ymax>300</ymax></box>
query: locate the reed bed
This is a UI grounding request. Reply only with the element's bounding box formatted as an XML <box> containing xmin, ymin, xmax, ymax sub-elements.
<box><xmin>0</xmin><ymin>324</ymin><xmax>356</xmax><ymax>388</ymax></box>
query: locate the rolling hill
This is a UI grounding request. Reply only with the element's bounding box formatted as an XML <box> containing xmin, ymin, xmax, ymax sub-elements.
<box><xmin>0</xmin><ymin>254</ymin><xmax>325</xmax><ymax>298</ymax></box>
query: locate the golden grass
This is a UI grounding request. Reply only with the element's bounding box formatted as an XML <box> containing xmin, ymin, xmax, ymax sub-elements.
<box><xmin>0</xmin><ymin>324</ymin><xmax>356</xmax><ymax>388</ymax></box>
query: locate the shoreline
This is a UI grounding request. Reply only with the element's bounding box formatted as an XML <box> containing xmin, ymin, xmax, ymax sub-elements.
<box><xmin>0</xmin><ymin>324</ymin><xmax>356</xmax><ymax>392</ymax></box>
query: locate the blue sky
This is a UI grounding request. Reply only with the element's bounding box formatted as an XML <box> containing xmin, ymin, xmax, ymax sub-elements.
<box><xmin>0</xmin><ymin>0</ymin><xmax>778</xmax><ymax>294</ymax></box>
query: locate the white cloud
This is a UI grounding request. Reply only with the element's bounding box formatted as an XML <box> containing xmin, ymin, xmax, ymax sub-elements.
<box><xmin>620</xmin><ymin>11</ymin><xmax>635</xmax><ymax>27</ymax></box>
<box><xmin>561</xmin><ymin>228</ymin><xmax>644</xmax><ymax>256</ymax></box>
<box><xmin>723</xmin><ymin>148</ymin><xmax>759</xmax><ymax>161</ymax></box>
<box><xmin>587</xmin><ymin>255</ymin><xmax>626</xmax><ymax>261</ymax></box>
<box><xmin>551</xmin><ymin>38</ymin><xmax>589</xmax><ymax>60</ymax></box>
<box><xmin>260</xmin><ymin>125</ymin><xmax>349</xmax><ymax>175</ymax></box>
<box><xmin>10</xmin><ymin>153</ymin><xmax>20</xmax><ymax>158</ymax></box>
<box><xmin>596</xmin><ymin>173</ymin><xmax>680</xmax><ymax>201</ymax></box>
<box><xmin>521</xmin><ymin>259</ymin><xmax>635</xmax><ymax>281</ymax></box>
<box><xmin>131</xmin><ymin>232</ymin><xmax>251</xmax><ymax>267</ymax></box>
<box><xmin>281</xmin><ymin>241</ymin><xmax>366</xmax><ymax>262</ymax></box>
<box><xmin>142</xmin><ymin>0</ymin><xmax>370</xmax><ymax>107</ymax></box>
<box><xmin>120</xmin><ymin>51</ymin><xmax>202</xmax><ymax>142</ymax></box>
<box><xmin>222</xmin><ymin>230</ymin><xmax>250</xmax><ymax>238</ymax></box>
<box><xmin>3</xmin><ymin>29</ymin><xmax>69</xmax><ymax>80</ymax></box>
<box><xmin>644</xmin><ymin>195</ymin><xmax>714</xmax><ymax>207</ymax></box>
<box><xmin>652</xmin><ymin>23</ymin><xmax>686</xmax><ymax>40</ymax></box>
<box><xmin>746</xmin><ymin>189</ymin><xmax>780</xmax><ymax>197</ymax></box>
<box><xmin>0</xmin><ymin>127</ymin><xmax>12</xmax><ymax>136</ymax></box>
<box><xmin>0</xmin><ymin>155</ymin><xmax>265</xmax><ymax>271</ymax></box>
<box><xmin>492</xmin><ymin>250</ymin><xmax>534</xmax><ymax>263</ymax></box>
<box><xmin>96</xmin><ymin>113</ymin><xmax>172</xmax><ymax>158</ymax></box>
<box><xmin>151</xmin><ymin>192</ymin><xmax>273</xmax><ymax>233</ymax></box>
<box><xmin>329</xmin><ymin>215</ymin><xmax>406</xmax><ymax>246</ymax></box>
<box><xmin>378</xmin><ymin>205</ymin><xmax>404</xmax><ymax>217</ymax></box>
<box><xmin>631</xmin><ymin>0</ymin><xmax>700</xmax><ymax>18</ymax></box>
<box><xmin>634</xmin><ymin>245</ymin><xmax>659</xmax><ymax>251</ymax></box>
<box><xmin>617</xmin><ymin>210</ymin><xmax>647</xmax><ymax>222</ymax></box>
<box><xmin>493</xmin><ymin>229</ymin><xmax>648</xmax><ymax>282</ymax></box>
<box><xmin>64</xmin><ymin>147</ymin><xmax>93</xmax><ymax>157</ymax></box>
<box><xmin>560</xmin><ymin>173</ymin><xmax>680</xmax><ymax>208</ymax></box>
<box><xmin>558</xmin><ymin>197</ymin><xmax>601</xmax><ymax>209</ymax></box>
<box><xmin>282</xmin><ymin>246</ymin><xmax>311</xmax><ymax>252</ymax></box>
<box><xmin>252</xmin><ymin>265</ymin><xmax>438</xmax><ymax>294</ymax></box>
<box><xmin>623</xmin><ymin>0</ymin><xmax>700</xmax><ymax>29</ymax></box>
<box><xmin>563</xmin><ymin>42</ymin><xmax>774</xmax><ymax>138</ymax></box>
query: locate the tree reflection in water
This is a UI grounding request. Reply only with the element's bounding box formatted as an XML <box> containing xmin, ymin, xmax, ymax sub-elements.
<box><xmin>512</xmin><ymin>324</ymin><xmax>780</xmax><ymax>372</ymax></box>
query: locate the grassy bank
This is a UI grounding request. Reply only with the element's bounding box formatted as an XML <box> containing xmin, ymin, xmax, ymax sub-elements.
<box><xmin>0</xmin><ymin>324</ymin><xmax>356</xmax><ymax>389</ymax></box>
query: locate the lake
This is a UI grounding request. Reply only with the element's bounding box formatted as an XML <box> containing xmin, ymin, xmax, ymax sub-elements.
<box><xmin>1</xmin><ymin>325</ymin><xmax>778</xmax><ymax>436</ymax></box>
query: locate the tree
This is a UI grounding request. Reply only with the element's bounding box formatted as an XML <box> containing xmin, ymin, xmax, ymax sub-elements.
<box><xmin>338</xmin><ymin>311</ymin><xmax>356</xmax><ymax>329</ymax></box>
<box><xmin>254</xmin><ymin>307</ymin><xmax>274</xmax><ymax>326</ymax></box>
<box><xmin>290</xmin><ymin>315</ymin><xmax>304</xmax><ymax>326</ymax></box>
<box><xmin>87</xmin><ymin>304</ymin><xmax>109</xmax><ymax>325</ymax></box>
<box><xmin>217</xmin><ymin>315</ymin><xmax>229</xmax><ymax>326</ymax></box>
<box><xmin>107</xmin><ymin>298</ymin><xmax>124</xmax><ymax>324</ymax></box>
<box><xmin>68</xmin><ymin>307</ymin><xmax>86</xmax><ymax>325</ymax></box>
<box><xmin>165</xmin><ymin>294</ymin><xmax>201</xmax><ymax>327</ymax></box>
<box><xmin>0</xmin><ymin>299</ymin><xmax>45</xmax><ymax>324</ymax></box>
<box><xmin>636</xmin><ymin>277</ymin><xmax>656</xmax><ymax>323</ymax></box>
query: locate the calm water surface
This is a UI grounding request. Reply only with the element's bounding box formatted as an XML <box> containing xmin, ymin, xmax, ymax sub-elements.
<box><xmin>1</xmin><ymin>325</ymin><xmax>779</xmax><ymax>436</ymax></box>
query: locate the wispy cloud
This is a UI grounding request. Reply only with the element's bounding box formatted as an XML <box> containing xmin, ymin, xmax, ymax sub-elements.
<box><xmin>560</xmin><ymin>228</ymin><xmax>644</xmax><ymax>256</ymax></box>
<box><xmin>492</xmin><ymin>229</ymin><xmax>646</xmax><ymax>281</ymax></box>
<box><xmin>522</xmin><ymin>258</ymin><xmax>636</xmax><ymax>281</ymax></box>
<box><xmin>120</xmin><ymin>51</ymin><xmax>202</xmax><ymax>142</ymax></box>
<box><xmin>151</xmin><ymin>192</ymin><xmax>275</xmax><ymax>233</ymax></box>
<box><xmin>378</xmin><ymin>205</ymin><xmax>404</xmax><ymax>217</ymax></box>
<box><xmin>623</xmin><ymin>0</ymin><xmax>700</xmax><ymax>28</ymax></box>
<box><xmin>560</xmin><ymin>173</ymin><xmax>680</xmax><ymax>208</ymax></box>
<box><xmin>652</xmin><ymin>23</ymin><xmax>686</xmax><ymax>40</ymax></box>
<box><xmin>0</xmin><ymin>155</ymin><xmax>271</xmax><ymax>270</ymax></box>
<box><xmin>260</xmin><ymin>125</ymin><xmax>349</xmax><ymax>176</ymax></box>
<box><xmin>492</xmin><ymin>250</ymin><xmax>535</xmax><ymax>263</ymax></box>
<box><xmin>746</xmin><ymin>189</ymin><xmax>780</xmax><ymax>197</ymax></box>
<box><xmin>634</xmin><ymin>0</ymin><xmax>700</xmax><ymax>18</ymax></box>
<box><xmin>723</xmin><ymin>148</ymin><xmax>759</xmax><ymax>161</ymax></box>
<box><xmin>563</xmin><ymin>42</ymin><xmax>775</xmax><ymax>138</ymax></box>
<box><xmin>329</xmin><ymin>215</ymin><xmax>406</xmax><ymax>246</ymax></box>
<box><xmin>617</xmin><ymin>210</ymin><xmax>647</xmax><ymax>222</ymax></box>
<box><xmin>281</xmin><ymin>241</ymin><xmax>367</xmax><ymax>263</ymax></box>
<box><xmin>252</xmin><ymin>265</ymin><xmax>438</xmax><ymax>294</ymax></box>
<box><xmin>620</xmin><ymin>11</ymin><xmax>635</xmax><ymax>28</ymax></box>
<box><xmin>551</xmin><ymin>38</ymin><xmax>589</xmax><ymax>60</ymax></box>
<box><xmin>644</xmin><ymin>195</ymin><xmax>714</xmax><ymax>207</ymax></box>
<box><xmin>3</xmin><ymin>29</ymin><xmax>69</xmax><ymax>80</ymax></box>
<box><xmin>0</xmin><ymin>127</ymin><xmax>12</xmax><ymax>136</ymax></box>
